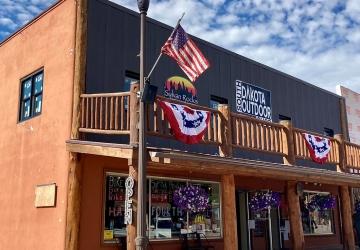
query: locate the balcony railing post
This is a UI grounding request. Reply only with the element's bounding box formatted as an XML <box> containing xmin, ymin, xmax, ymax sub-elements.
<box><xmin>218</xmin><ymin>104</ymin><xmax>233</xmax><ymax>157</ymax></box>
<box><xmin>130</xmin><ymin>83</ymin><xmax>140</xmax><ymax>145</ymax></box>
<box><xmin>335</xmin><ymin>134</ymin><xmax>346</xmax><ymax>172</ymax></box>
<box><xmin>280</xmin><ymin>120</ymin><xmax>296</xmax><ymax>165</ymax></box>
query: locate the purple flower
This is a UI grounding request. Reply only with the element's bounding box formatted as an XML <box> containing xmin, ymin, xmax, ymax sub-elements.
<box><xmin>307</xmin><ymin>194</ymin><xmax>336</xmax><ymax>211</ymax></box>
<box><xmin>249</xmin><ymin>191</ymin><xmax>281</xmax><ymax>212</ymax></box>
<box><xmin>173</xmin><ymin>185</ymin><xmax>209</xmax><ymax>213</ymax></box>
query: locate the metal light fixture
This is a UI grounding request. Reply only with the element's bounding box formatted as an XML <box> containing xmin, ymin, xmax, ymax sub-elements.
<box><xmin>137</xmin><ymin>0</ymin><xmax>149</xmax><ymax>13</ymax></box>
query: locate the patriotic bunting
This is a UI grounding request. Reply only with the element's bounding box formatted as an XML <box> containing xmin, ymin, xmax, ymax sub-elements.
<box><xmin>302</xmin><ymin>133</ymin><xmax>331</xmax><ymax>164</ymax></box>
<box><xmin>157</xmin><ymin>100</ymin><xmax>210</xmax><ymax>144</ymax></box>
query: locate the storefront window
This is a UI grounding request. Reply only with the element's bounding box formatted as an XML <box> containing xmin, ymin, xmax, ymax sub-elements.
<box><xmin>103</xmin><ymin>174</ymin><xmax>222</xmax><ymax>242</ymax></box>
<box><xmin>149</xmin><ymin>179</ymin><xmax>222</xmax><ymax>240</ymax></box>
<box><xmin>104</xmin><ymin>174</ymin><xmax>127</xmax><ymax>242</ymax></box>
<box><xmin>300</xmin><ymin>192</ymin><xmax>335</xmax><ymax>235</ymax></box>
<box><xmin>149</xmin><ymin>179</ymin><xmax>187</xmax><ymax>239</ymax></box>
<box><xmin>188</xmin><ymin>181</ymin><xmax>221</xmax><ymax>238</ymax></box>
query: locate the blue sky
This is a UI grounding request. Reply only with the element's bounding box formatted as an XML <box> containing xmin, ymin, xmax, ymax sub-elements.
<box><xmin>1</xmin><ymin>0</ymin><xmax>359</xmax><ymax>93</ymax></box>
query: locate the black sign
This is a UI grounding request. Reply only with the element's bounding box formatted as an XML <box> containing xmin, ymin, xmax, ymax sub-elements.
<box><xmin>235</xmin><ymin>80</ymin><xmax>272</xmax><ymax>121</ymax></box>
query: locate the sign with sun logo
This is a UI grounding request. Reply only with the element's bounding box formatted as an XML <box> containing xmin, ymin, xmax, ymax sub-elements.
<box><xmin>164</xmin><ymin>76</ymin><xmax>198</xmax><ymax>104</ymax></box>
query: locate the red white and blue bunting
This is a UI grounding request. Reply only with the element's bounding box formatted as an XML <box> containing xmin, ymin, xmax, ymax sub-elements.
<box><xmin>302</xmin><ymin>133</ymin><xmax>331</xmax><ymax>164</ymax></box>
<box><xmin>158</xmin><ymin>100</ymin><xmax>210</xmax><ymax>144</ymax></box>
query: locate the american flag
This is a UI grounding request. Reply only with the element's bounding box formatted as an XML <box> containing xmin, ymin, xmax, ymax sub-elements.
<box><xmin>161</xmin><ymin>25</ymin><xmax>210</xmax><ymax>82</ymax></box>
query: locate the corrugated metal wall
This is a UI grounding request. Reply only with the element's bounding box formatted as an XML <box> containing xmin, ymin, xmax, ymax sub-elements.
<box><xmin>85</xmin><ymin>0</ymin><xmax>342</xmax><ymax>169</ymax></box>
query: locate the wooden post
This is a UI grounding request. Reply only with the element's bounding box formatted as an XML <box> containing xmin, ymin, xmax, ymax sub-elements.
<box><xmin>129</xmin><ymin>83</ymin><xmax>140</xmax><ymax>145</ymax></box>
<box><xmin>286</xmin><ymin>181</ymin><xmax>304</xmax><ymax>250</ymax></box>
<box><xmin>222</xmin><ymin>174</ymin><xmax>238</xmax><ymax>250</ymax></box>
<box><xmin>340</xmin><ymin>185</ymin><xmax>356</xmax><ymax>250</ymax></box>
<box><xmin>127</xmin><ymin>160</ymin><xmax>138</xmax><ymax>250</ymax></box>
<box><xmin>280</xmin><ymin>120</ymin><xmax>296</xmax><ymax>165</ymax></box>
<box><xmin>128</xmin><ymin>83</ymin><xmax>139</xmax><ymax>250</ymax></box>
<box><xmin>218</xmin><ymin>104</ymin><xmax>233</xmax><ymax>157</ymax></box>
<box><xmin>65</xmin><ymin>0</ymin><xmax>87</xmax><ymax>249</ymax></box>
<box><xmin>335</xmin><ymin>134</ymin><xmax>346</xmax><ymax>172</ymax></box>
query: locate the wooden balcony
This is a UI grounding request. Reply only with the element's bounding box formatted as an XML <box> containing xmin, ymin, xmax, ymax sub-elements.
<box><xmin>78</xmin><ymin>86</ymin><xmax>360</xmax><ymax>174</ymax></box>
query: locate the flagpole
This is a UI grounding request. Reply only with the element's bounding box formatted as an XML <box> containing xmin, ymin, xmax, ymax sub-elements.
<box><xmin>146</xmin><ymin>12</ymin><xmax>185</xmax><ymax>80</ymax></box>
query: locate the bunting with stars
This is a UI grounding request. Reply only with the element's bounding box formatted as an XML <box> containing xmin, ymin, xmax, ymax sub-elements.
<box><xmin>302</xmin><ymin>133</ymin><xmax>331</xmax><ymax>164</ymax></box>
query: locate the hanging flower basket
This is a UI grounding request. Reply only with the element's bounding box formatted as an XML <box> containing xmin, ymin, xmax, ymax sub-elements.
<box><xmin>249</xmin><ymin>191</ymin><xmax>281</xmax><ymax>212</ymax></box>
<box><xmin>173</xmin><ymin>185</ymin><xmax>209</xmax><ymax>213</ymax></box>
<box><xmin>307</xmin><ymin>194</ymin><xmax>336</xmax><ymax>211</ymax></box>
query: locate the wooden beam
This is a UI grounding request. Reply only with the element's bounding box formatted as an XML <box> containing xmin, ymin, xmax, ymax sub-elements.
<box><xmin>148</xmin><ymin>151</ymin><xmax>360</xmax><ymax>186</ymax></box>
<box><xmin>335</xmin><ymin>134</ymin><xmax>346</xmax><ymax>172</ymax></box>
<box><xmin>218</xmin><ymin>104</ymin><xmax>233</xmax><ymax>157</ymax></box>
<box><xmin>65</xmin><ymin>154</ymin><xmax>83</xmax><ymax>250</ymax></box>
<box><xmin>340</xmin><ymin>185</ymin><xmax>356</xmax><ymax>250</ymax></box>
<box><xmin>127</xmin><ymin>163</ymin><xmax>138</xmax><ymax>250</ymax></box>
<box><xmin>129</xmin><ymin>83</ymin><xmax>140</xmax><ymax>145</ymax></box>
<box><xmin>66</xmin><ymin>140</ymin><xmax>134</xmax><ymax>159</ymax></box>
<box><xmin>65</xmin><ymin>0</ymin><xmax>87</xmax><ymax>249</ymax></box>
<box><xmin>286</xmin><ymin>181</ymin><xmax>304</xmax><ymax>250</ymax></box>
<box><xmin>280</xmin><ymin>120</ymin><xmax>296</xmax><ymax>165</ymax></box>
<box><xmin>222</xmin><ymin>174</ymin><xmax>238</xmax><ymax>250</ymax></box>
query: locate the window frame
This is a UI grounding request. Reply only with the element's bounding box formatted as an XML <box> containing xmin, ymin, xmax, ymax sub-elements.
<box><xmin>102</xmin><ymin>172</ymin><xmax>223</xmax><ymax>244</ymax></box>
<box><xmin>18</xmin><ymin>68</ymin><xmax>44</xmax><ymax>122</ymax></box>
<box><xmin>301</xmin><ymin>190</ymin><xmax>336</xmax><ymax>236</ymax></box>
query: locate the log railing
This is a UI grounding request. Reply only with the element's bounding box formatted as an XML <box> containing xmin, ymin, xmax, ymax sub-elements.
<box><xmin>345</xmin><ymin>142</ymin><xmax>360</xmax><ymax>172</ymax></box>
<box><xmin>231</xmin><ymin>113</ymin><xmax>286</xmax><ymax>156</ymax></box>
<box><xmin>78</xmin><ymin>86</ymin><xmax>360</xmax><ymax>173</ymax></box>
<box><xmin>79</xmin><ymin>92</ymin><xmax>131</xmax><ymax>134</ymax></box>
<box><xmin>293</xmin><ymin>128</ymin><xmax>340</xmax><ymax>164</ymax></box>
<box><xmin>146</xmin><ymin>96</ymin><xmax>221</xmax><ymax>145</ymax></box>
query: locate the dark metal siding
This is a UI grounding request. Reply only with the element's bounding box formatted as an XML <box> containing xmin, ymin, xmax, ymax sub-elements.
<box><xmin>86</xmin><ymin>0</ymin><xmax>342</xmax><ymax>169</ymax></box>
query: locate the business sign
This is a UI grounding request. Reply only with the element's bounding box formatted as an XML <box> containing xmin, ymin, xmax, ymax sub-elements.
<box><xmin>235</xmin><ymin>80</ymin><xmax>272</xmax><ymax>121</ymax></box>
<box><xmin>124</xmin><ymin>176</ymin><xmax>134</xmax><ymax>225</ymax></box>
<box><xmin>164</xmin><ymin>76</ymin><xmax>198</xmax><ymax>104</ymax></box>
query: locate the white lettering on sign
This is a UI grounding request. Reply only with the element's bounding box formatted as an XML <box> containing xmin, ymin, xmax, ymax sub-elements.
<box><xmin>124</xmin><ymin>176</ymin><xmax>134</xmax><ymax>225</ymax></box>
<box><xmin>235</xmin><ymin>80</ymin><xmax>272</xmax><ymax>121</ymax></box>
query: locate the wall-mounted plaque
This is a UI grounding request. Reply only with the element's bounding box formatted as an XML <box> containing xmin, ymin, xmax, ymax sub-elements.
<box><xmin>35</xmin><ymin>183</ymin><xmax>57</xmax><ymax>208</ymax></box>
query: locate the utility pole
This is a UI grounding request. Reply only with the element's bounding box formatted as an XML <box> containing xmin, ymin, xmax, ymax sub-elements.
<box><xmin>136</xmin><ymin>0</ymin><xmax>149</xmax><ymax>249</ymax></box>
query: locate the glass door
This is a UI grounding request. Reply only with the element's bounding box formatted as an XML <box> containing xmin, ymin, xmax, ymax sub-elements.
<box><xmin>248</xmin><ymin>192</ymin><xmax>281</xmax><ymax>250</ymax></box>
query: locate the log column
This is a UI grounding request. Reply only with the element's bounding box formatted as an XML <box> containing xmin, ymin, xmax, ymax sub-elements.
<box><xmin>286</xmin><ymin>181</ymin><xmax>304</xmax><ymax>250</ymax></box>
<box><xmin>280</xmin><ymin>120</ymin><xmax>296</xmax><ymax>165</ymax></box>
<box><xmin>127</xmin><ymin>161</ymin><xmax>138</xmax><ymax>250</ymax></box>
<box><xmin>65</xmin><ymin>0</ymin><xmax>87</xmax><ymax>249</ymax></box>
<box><xmin>127</xmin><ymin>83</ymin><xmax>140</xmax><ymax>250</ymax></box>
<box><xmin>340</xmin><ymin>185</ymin><xmax>356</xmax><ymax>250</ymax></box>
<box><xmin>335</xmin><ymin>134</ymin><xmax>346</xmax><ymax>172</ymax></box>
<box><xmin>218</xmin><ymin>104</ymin><xmax>233</xmax><ymax>157</ymax></box>
<box><xmin>222</xmin><ymin>174</ymin><xmax>238</xmax><ymax>250</ymax></box>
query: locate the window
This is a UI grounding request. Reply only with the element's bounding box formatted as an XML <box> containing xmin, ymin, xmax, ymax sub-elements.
<box><xmin>124</xmin><ymin>71</ymin><xmax>139</xmax><ymax>91</ymax></box>
<box><xmin>19</xmin><ymin>70</ymin><xmax>44</xmax><ymax>122</ymax></box>
<box><xmin>300</xmin><ymin>191</ymin><xmax>335</xmax><ymax>235</ymax></box>
<box><xmin>104</xmin><ymin>174</ymin><xmax>127</xmax><ymax>241</ymax></box>
<box><xmin>103</xmin><ymin>174</ymin><xmax>222</xmax><ymax>243</ymax></box>
<box><xmin>149</xmin><ymin>179</ymin><xmax>221</xmax><ymax>240</ymax></box>
<box><xmin>324</xmin><ymin>128</ymin><xmax>334</xmax><ymax>137</ymax></box>
<box><xmin>279</xmin><ymin>114</ymin><xmax>291</xmax><ymax>121</ymax></box>
<box><xmin>209</xmin><ymin>95</ymin><xmax>228</xmax><ymax>110</ymax></box>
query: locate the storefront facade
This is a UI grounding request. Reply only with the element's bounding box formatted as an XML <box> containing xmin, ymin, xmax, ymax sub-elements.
<box><xmin>65</xmin><ymin>1</ymin><xmax>360</xmax><ymax>250</ymax></box>
<box><xmin>1</xmin><ymin>0</ymin><xmax>360</xmax><ymax>250</ymax></box>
